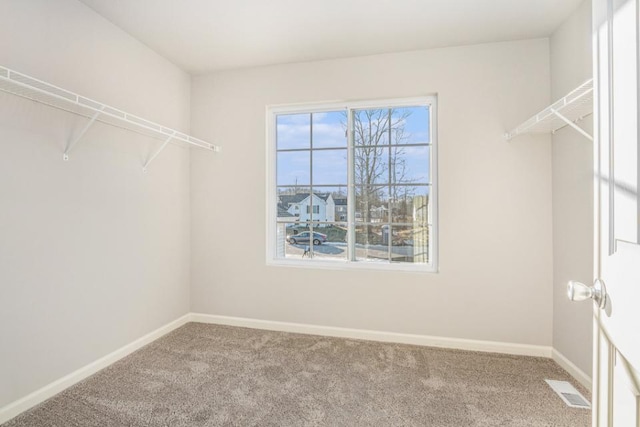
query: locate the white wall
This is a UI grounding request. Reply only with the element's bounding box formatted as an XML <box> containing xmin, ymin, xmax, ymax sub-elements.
<box><xmin>190</xmin><ymin>39</ymin><xmax>555</xmax><ymax>347</ymax></box>
<box><xmin>550</xmin><ymin>0</ymin><xmax>594</xmax><ymax>377</ymax></box>
<box><xmin>0</xmin><ymin>0</ymin><xmax>193</xmax><ymax>407</ymax></box>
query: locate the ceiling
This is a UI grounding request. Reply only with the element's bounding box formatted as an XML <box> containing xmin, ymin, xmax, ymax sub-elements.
<box><xmin>79</xmin><ymin>0</ymin><xmax>583</xmax><ymax>74</ymax></box>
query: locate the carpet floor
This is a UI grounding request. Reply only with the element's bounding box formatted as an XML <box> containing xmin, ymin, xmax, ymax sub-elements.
<box><xmin>3</xmin><ymin>323</ymin><xmax>591</xmax><ymax>426</ymax></box>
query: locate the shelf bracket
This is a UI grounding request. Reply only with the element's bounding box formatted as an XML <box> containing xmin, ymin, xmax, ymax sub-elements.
<box><xmin>550</xmin><ymin>108</ymin><xmax>593</xmax><ymax>141</ymax></box>
<box><xmin>63</xmin><ymin>106</ymin><xmax>104</xmax><ymax>161</ymax></box>
<box><xmin>143</xmin><ymin>131</ymin><xmax>175</xmax><ymax>173</ymax></box>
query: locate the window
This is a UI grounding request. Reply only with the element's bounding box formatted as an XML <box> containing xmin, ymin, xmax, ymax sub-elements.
<box><xmin>268</xmin><ymin>97</ymin><xmax>437</xmax><ymax>271</ymax></box>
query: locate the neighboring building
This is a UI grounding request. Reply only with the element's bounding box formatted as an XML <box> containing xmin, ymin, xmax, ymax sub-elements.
<box><xmin>412</xmin><ymin>195</ymin><xmax>429</xmax><ymax>225</ymax></box>
<box><xmin>277</xmin><ymin>206</ymin><xmax>295</xmax><ymax>222</ymax></box>
<box><xmin>334</xmin><ymin>197</ymin><xmax>347</xmax><ymax>221</ymax></box>
<box><xmin>277</xmin><ymin>193</ymin><xmax>335</xmax><ymax>225</ymax></box>
<box><xmin>275</xmin><ymin>210</ymin><xmax>292</xmax><ymax>258</ymax></box>
<box><xmin>370</xmin><ymin>205</ymin><xmax>388</xmax><ymax>222</ymax></box>
<box><xmin>412</xmin><ymin>195</ymin><xmax>429</xmax><ymax>262</ymax></box>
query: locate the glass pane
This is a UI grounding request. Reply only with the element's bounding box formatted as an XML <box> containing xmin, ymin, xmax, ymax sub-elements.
<box><xmin>276</xmin><ymin>222</ymin><xmax>286</xmax><ymax>258</ymax></box>
<box><xmin>352</xmin><ymin>109</ymin><xmax>391</xmax><ymax>146</ymax></box>
<box><xmin>312</xmin><ymin>111</ymin><xmax>347</xmax><ymax>148</ymax></box>
<box><xmin>389</xmin><ymin>186</ymin><xmax>430</xmax><ymax>224</ymax></box>
<box><xmin>354</xmin><ymin>146</ymin><xmax>389</xmax><ymax>186</ymax></box>
<box><xmin>331</xmin><ymin>188</ymin><xmax>348</xmax><ymax>222</ymax></box>
<box><xmin>277</xmin><ymin>113</ymin><xmax>310</xmax><ymax>150</ymax></box>
<box><xmin>355</xmin><ymin>186</ymin><xmax>389</xmax><ymax>224</ymax></box>
<box><xmin>390</xmin><ymin>224</ymin><xmax>429</xmax><ymax>264</ymax></box>
<box><xmin>277</xmin><ymin>151</ymin><xmax>310</xmax><ymax>186</ymax></box>
<box><xmin>277</xmin><ymin>222</ymin><xmax>302</xmax><ymax>259</ymax></box>
<box><xmin>284</xmin><ymin>223</ymin><xmax>311</xmax><ymax>259</ymax></box>
<box><xmin>309</xmin><ymin>223</ymin><xmax>348</xmax><ymax>261</ymax></box>
<box><xmin>308</xmin><ymin>186</ymin><xmax>348</xmax><ymax>223</ymax></box>
<box><xmin>276</xmin><ymin>187</ymin><xmax>310</xmax><ymax>221</ymax></box>
<box><xmin>391</xmin><ymin>145</ymin><xmax>430</xmax><ymax>184</ymax></box>
<box><xmin>312</xmin><ymin>149</ymin><xmax>347</xmax><ymax>185</ymax></box>
<box><xmin>279</xmin><ymin>188</ymin><xmax>313</xmax><ymax>222</ymax></box>
<box><xmin>391</xmin><ymin>106</ymin><xmax>430</xmax><ymax>145</ymax></box>
<box><xmin>355</xmin><ymin>223</ymin><xmax>388</xmax><ymax>262</ymax></box>
<box><xmin>281</xmin><ymin>189</ymin><xmax>344</xmax><ymax>223</ymax></box>
<box><xmin>283</xmin><ymin>223</ymin><xmax>345</xmax><ymax>260</ymax></box>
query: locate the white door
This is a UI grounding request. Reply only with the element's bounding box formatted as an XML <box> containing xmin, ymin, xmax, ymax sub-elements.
<box><xmin>573</xmin><ymin>0</ymin><xmax>640</xmax><ymax>425</ymax></box>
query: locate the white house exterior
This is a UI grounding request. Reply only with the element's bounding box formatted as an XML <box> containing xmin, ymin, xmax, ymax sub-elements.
<box><xmin>278</xmin><ymin>193</ymin><xmax>335</xmax><ymax>224</ymax></box>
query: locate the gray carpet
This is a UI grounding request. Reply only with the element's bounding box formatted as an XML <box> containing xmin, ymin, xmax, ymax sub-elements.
<box><xmin>3</xmin><ymin>323</ymin><xmax>590</xmax><ymax>426</ymax></box>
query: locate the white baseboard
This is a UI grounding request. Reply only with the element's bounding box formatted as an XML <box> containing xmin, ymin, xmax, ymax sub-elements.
<box><xmin>0</xmin><ymin>314</ymin><xmax>191</xmax><ymax>425</ymax></box>
<box><xmin>552</xmin><ymin>348</ymin><xmax>592</xmax><ymax>391</ymax></box>
<box><xmin>190</xmin><ymin>313</ymin><xmax>553</xmax><ymax>358</ymax></box>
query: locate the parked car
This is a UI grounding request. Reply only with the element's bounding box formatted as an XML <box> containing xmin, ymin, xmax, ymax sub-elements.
<box><xmin>287</xmin><ymin>231</ymin><xmax>327</xmax><ymax>245</ymax></box>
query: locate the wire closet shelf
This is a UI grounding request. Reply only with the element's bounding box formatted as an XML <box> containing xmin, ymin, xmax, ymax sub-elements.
<box><xmin>505</xmin><ymin>79</ymin><xmax>593</xmax><ymax>141</ymax></box>
<box><xmin>0</xmin><ymin>65</ymin><xmax>220</xmax><ymax>155</ymax></box>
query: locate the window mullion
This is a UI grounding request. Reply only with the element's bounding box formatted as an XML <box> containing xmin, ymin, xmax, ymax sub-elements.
<box><xmin>347</xmin><ymin>108</ymin><xmax>356</xmax><ymax>262</ymax></box>
<box><xmin>387</xmin><ymin>108</ymin><xmax>392</xmax><ymax>263</ymax></box>
<box><xmin>309</xmin><ymin>113</ymin><xmax>314</xmax><ymax>259</ymax></box>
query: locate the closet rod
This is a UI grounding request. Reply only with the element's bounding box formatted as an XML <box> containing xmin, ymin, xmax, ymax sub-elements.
<box><xmin>505</xmin><ymin>79</ymin><xmax>593</xmax><ymax>141</ymax></box>
<box><xmin>0</xmin><ymin>65</ymin><xmax>220</xmax><ymax>154</ymax></box>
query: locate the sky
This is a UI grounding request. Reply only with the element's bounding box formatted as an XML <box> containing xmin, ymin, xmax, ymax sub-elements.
<box><xmin>276</xmin><ymin>106</ymin><xmax>431</xmax><ymax>187</ymax></box>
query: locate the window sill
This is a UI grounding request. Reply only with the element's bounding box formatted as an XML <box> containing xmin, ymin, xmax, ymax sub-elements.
<box><xmin>266</xmin><ymin>258</ymin><xmax>438</xmax><ymax>273</ymax></box>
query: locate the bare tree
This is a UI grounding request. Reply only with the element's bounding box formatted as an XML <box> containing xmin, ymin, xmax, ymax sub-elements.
<box><xmin>342</xmin><ymin>109</ymin><xmax>416</xmax><ymax>223</ymax></box>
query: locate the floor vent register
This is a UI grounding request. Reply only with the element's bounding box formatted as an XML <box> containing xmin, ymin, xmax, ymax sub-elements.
<box><xmin>545</xmin><ymin>379</ymin><xmax>591</xmax><ymax>409</ymax></box>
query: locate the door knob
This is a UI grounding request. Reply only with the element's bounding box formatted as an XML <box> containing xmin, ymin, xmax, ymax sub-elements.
<box><xmin>567</xmin><ymin>279</ymin><xmax>607</xmax><ymax>309</ymax></box>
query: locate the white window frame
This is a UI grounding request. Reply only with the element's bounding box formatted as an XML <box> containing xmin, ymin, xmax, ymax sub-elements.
<box><xmin>266</xmin><ymin>96</ymin><xmax>438</xmax><ymax>273</ymax></box>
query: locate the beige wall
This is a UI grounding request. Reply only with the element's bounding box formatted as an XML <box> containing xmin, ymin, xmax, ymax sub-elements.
<box><xmin>550</xmin><ymin>0</ymin><xmax>594</xmax><ymax>377</ymax></box>
<box><xmin>0</xmin><ymin>0</ymin><xmax>193</xmax><ymax>407</ymax></box>
<box><xmin>190</xmin><ymin>39</ymin><xmax>555</xmax><ymax>346</ymax></box>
